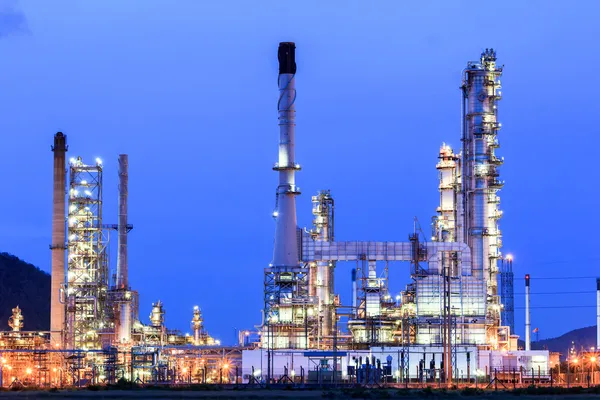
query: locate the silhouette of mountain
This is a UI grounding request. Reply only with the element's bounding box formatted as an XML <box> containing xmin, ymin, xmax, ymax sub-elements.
<box><xmin>0</xmin><ymin>252</ymin><xmax>50</xmax><ymax>331</ymax></box>
<box><xmin>520</xmin><ymin>326</ymin><xmax>597</xmax><ymax>357</ymax></box>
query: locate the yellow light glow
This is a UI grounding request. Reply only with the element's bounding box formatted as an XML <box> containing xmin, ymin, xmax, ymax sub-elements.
<box><xmin>26</xmin><ymin>368</ymin><xmax>32</xmax><ymax>374</ymax></box>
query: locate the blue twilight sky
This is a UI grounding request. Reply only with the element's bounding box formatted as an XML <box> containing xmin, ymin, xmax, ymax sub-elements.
<box><xmin>1</xmin><ymin>0</ymin><xmax>599</xmax><ymax>344</ymax></box>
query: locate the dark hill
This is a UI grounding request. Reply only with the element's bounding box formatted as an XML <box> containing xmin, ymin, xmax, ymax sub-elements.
<box><xmin>0</xmin><ymin>252</ymin><xmax>50</xmax><ymax>331</ymax></box>
<box><xmin>522</xmin><ymin>326</ymin><xmax>597</xmax><ymax>357</ymax></box>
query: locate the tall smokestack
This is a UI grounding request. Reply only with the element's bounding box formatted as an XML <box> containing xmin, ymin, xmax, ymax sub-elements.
<box><xmin>50</xmin><ymin>132</ymin><xmax>67</xmax><ymax>346</ymax></box>
<box><xmin>272</xmin><ymin>42</ymin><xmax>300</xmax><ymax>268</ymax></box>
<box><xmin>525</xmin><ymin>273</ymin><xmax>531</xmax><ymax>351</ymax></box>
<box><xmin>597</xmin><ymin>278</ymin><xmax>600</xmax><ymax>348</ymax></box>
<box><xmin>116</xmin><ymin>154</ymin><xmax>131</xmax><ymax>342</ymax></box>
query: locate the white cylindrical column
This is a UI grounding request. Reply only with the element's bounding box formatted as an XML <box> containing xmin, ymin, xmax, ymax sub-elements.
<box><xmin>272</xmin><ymin>42</ymin><xmax>300</xmax><ymax>269</ymax></box>
<box><xmin>525</xmin><ymin>274</ymin><xmax>531</xmax><ymax>351</ymax></box>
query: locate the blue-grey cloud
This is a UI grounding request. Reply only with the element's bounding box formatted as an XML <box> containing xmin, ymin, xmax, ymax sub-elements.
<box><xmin>0</xmin><ymin>0</ymin><xmax>28</xmax><ymax>38</ymax></box>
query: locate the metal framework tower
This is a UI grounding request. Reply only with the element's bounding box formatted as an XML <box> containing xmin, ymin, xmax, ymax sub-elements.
<box><xmin>461</xmin><ymin>48</ymin><xmax>503</xmax><ymax>339</ymax></box>
<box><xmin>264</xmin><ymin>42</ymin><xmax>316</xmax><ymax>350</ymax></box>
<box><xmin>65</xmin><ymin>157</ymin><xmax>109</xmax><ymax>350</ymax></box>
<box><xmin>50</xmin><ymin>132</ymin><xmax>67</xmax><ymax>346</ymax></box>
<box><xmin>499</xmin><ymin>255</ymin><xmax>514</xmax><ymax>333</ymax></box>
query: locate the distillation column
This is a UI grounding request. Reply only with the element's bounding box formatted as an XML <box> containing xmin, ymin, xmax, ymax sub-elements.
<box><xmin>461</xmin><ymin>49</ymin><xmax>503</xmax><ymax>331</ymax></box>
<box><xmin>434</xmin><ymin>144</ymin><xmax>460</xmax><ymax>243</ymax></box>
<box><xmin>116</xmin><ymin>154</ymin><xmax>131</xmax><ymax>343</ymax></box>
<box><xmin>310</xmin><ymin>191</ymin><xmax>335</xmax><ymax>339</ymax></box>
<box><xmin>51</xmin><ymin>132</ymin><xmax>67</xmax><ymax>346</ymax></box>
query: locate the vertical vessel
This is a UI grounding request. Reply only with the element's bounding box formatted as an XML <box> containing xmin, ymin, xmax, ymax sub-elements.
<box><xmin>461</xmin><ymin>48</ymin><xmax>503</xmax><ymax>335</ymax></box>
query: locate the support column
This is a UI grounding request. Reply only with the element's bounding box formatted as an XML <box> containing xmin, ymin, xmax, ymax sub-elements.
<box><xmin>525</xmin><ymin>274</ymin><xmax>531</xmax><ymax>351</ymax></box>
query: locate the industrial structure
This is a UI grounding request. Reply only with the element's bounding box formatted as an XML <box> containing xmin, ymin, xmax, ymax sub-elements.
<box><xmin>0</xmin><ymin>44</ymin><xmax>563</xmax><ymax>388</ymax></box>
<box><xmin>251</xmin><ymin>44</ymin><xmax>550</xmax><ymax>384</ymax></box>
<box><xmin>0</xmin><ymin>133</ymin><xmax>226</xmax><ymax>388</ymax></box>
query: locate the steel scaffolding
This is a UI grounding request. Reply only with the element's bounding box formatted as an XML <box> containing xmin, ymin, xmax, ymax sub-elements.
<box><xmin>65</xmin><ymin>157</ymin><xmax>109</xmax><ymax>350</ymax></box>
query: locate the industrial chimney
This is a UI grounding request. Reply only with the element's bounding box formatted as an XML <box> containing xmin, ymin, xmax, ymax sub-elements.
<box><xmin>272</xmin><ymin>42</ymin><xmax>300</xmax><ymax>269</ymax></box>
<box><xmin>351</xmin><ymin>268</ymin><xmax>357</xmax><ymax>318</ymax></box>
<box><xmin>597</xmin><ymin>278</ymin><xmax>600</xmax><ymax>349</ymax></box>
<box><xmin>525</xmin><ymin>273</ymin><xmax>531</xmax><ymax>351</ymax></box>
<box><xmin>50</xmin><ymin>132</ymin><xmax>67</xmax><ymax>346</ymax></box>
<box><xmin>116</xmin><ymin>154</ymin><xmax>131</xmax><ymax>343</ymax></box>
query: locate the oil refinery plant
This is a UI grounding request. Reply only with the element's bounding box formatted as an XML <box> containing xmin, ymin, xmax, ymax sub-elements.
<box><xmin>0</xmin><ymin>43</ymin><xmax>561</xmax><ymax>388</ymax></box>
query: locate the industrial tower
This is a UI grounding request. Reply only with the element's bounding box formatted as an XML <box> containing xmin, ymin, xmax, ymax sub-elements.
<box><xmin>65</xmin><ymin>157</ymin><xmax>109</xmax><ymax>349</ymax></box>
<box><xmin>264</xmin><ymin>42</ymin><xmax>317</xmax><ymax>349</ymax></box>
<box><xmin>461</xmin><ymin>48</ymin><xmax>504</xmax><ymax>341</ymax></box>
<box><xmin>50</xmin><ymin>132</ymin><xmax>67</xmax><ymax>346</ymax></box>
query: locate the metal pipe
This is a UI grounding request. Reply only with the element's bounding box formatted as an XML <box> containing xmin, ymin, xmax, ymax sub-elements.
<box><xmin>351</xmin><ymin>268</ymin><xmax>357</xmax><ymax>317</ymax></box>
<box><xmin>117</xmin><ymin>154</ymin><xmax>131</xmax><ymax>343</ymax></box>
<box><xmin>50</xmin><ymin>132</ymin><xmax>67</xmax><ymax>346</ymax></box>
<box><xmin>597</xmin><ymin>278</ymin><xmax>600</xmax><ymax>348</ymax></box>
<box><xmin>525</xmin><ymin>274</ymin><xmax>531</xmax><ymax>351</ymax></box>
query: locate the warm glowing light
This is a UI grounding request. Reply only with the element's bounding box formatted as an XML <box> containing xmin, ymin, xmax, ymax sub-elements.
<box><xmin>223</xmin><ymin>363</ymin><xmax>229</xmax><ymax>369</ymax></box>
<box><xmin>505</xmin><ymin>254</ymin><xmax>513</xmax><ymax>261</ymax></box>
<box><xmin>573</xmin><ymin>359</ymin><xmax>579</xmax><ymax>364</ymax></box>
<box><xmin>26</xmin><ymin>368</ymin><xmax>32</xmax><ymax>374</ymax></box>
<box><xmin>592</xmin><ymin>357</ymin><xmax>597</xmax><ymax>363</ymax></box>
